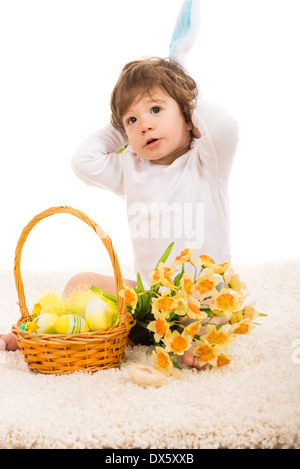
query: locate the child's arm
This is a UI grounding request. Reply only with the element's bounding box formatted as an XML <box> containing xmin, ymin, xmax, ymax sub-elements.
<box><xmin>191</xmin><ymin>100</ymin><xmax>239</xmax><ymax>181</ymax></box>
<box><xmin>71</xmin><ymin>123</ymin><xmax>129</xmax><ymax>195</ymax></box>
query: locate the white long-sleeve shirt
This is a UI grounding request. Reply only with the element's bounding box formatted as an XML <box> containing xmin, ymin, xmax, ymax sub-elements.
<box><xmin>71</xmin><ymin>100</ymin><xmax>239</xmax><ymax>285</ymax></box>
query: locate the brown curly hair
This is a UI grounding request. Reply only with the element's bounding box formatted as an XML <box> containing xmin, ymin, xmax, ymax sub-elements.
<box><xmin>110</xmin><ymin>57</ymin><xmax>198</xmax><ymax>134</ymax></box>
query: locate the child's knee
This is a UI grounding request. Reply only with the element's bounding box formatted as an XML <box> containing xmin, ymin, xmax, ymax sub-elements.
<box><xmin>62</xmin><ymin>272</ymin><xmax>116</xmax><ymax>298</ymax></box>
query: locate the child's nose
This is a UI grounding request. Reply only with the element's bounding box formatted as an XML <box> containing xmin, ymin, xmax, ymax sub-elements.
<box><xmin>140</xmin><ymin>118</ymin><xmax>154</xmax><ymax>133</ymax></box>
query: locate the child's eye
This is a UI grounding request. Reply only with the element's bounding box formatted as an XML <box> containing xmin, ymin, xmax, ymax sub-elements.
<box><xmin>128</xmin><ymin>117</ymin><xmax>137</xmax><ymax>125</ymax></box>
<box><xmin>151</xmin><ymin>106</ymin><xmax>161</xmax><ymax>114</ymax></box>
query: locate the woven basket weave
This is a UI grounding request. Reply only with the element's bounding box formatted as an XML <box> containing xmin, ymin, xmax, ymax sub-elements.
<box><xmin>11</xmin><ymin>206</ymin><xmax>135</xmax><ymax>375</ymax></box>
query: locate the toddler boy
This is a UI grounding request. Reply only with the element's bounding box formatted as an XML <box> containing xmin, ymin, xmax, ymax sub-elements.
<box><xmin>1</xmin><ymin>57</ymin><xmax>238</xmax><ymax>369</ymax></box>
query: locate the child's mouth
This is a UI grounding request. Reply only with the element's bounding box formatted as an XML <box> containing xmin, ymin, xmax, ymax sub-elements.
<box><xmin>145</xmin><ymin>138</ymin><xmax>160</xmax><ymax>148</ymax></box>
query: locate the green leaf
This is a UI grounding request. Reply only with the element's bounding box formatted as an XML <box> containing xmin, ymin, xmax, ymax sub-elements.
<box><xmin>167</xmin><ymin>311</ymin><xmax>178</xmax><ymax>321</ymax></box>
<box><xmin>202</xmin><ymin>309</ymin><xmax>213</xmax><ymax>317</ymax></box>
<box><xmin>154</xmin><ymin>242</ymin><xmax>174</xmax><ymax>270</ymax></box>
<box><xmin>136</xmin><ymin>273</ymin><xmax>145</xmax><ymax>294</ymax></box>
<box><xmin>135</xmin><ymin>319</ymin><xmax>149</xmax><ymax>328</ymax></box>
<box><xmin>149</xmin><ymin>283</ymin><xmax>160</xmax><ymax>295</ymax></box>
<box><xmin>136</xmin><ymin>273</ymin><xmax>149</xmax><ymax>313</ymax></box>
<box><xmin>258</xmin><ymin>313</ymin><xmax>268</xmax><ymax>317</ymax></box>
<box><xmin>172</xmin><ymin>360</ymin><xmax>182</xmax><ymax>370</ymax></box>
<box><xmin>90</xmin><ymin>286</ymin><xmax>117</xmax><ymax>303</ymax></box>
<box><xmin>173</xmin><ymin>263</ymin><xmax>185</xmax><ymax>287</ymax></box>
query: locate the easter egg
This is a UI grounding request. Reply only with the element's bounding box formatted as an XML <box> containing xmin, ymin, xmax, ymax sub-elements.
<box><xmin>85</xmin><ymin>298</ymin><xmax>113</xmax><ymax>331</ymax></box>
<box><xmin>35</xmin><ymin>313</ymin><xmax>58</xmax><ymax>334</ymax></box>
<box><xmin>55</xmin><ymin>314</ymin><xmax>89</xmax><ymax>334</ymax></box>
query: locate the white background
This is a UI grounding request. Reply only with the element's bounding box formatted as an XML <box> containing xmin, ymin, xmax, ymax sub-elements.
<box><xmin>1</xmin><ymin>0</ymin><xmax>299</xmax><ymax>274</ymax></box>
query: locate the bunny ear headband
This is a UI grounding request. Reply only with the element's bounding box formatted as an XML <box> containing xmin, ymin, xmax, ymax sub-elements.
<box><xmin>169</xmin><ymin>0</ymin><xmax>201</xmax><ymax>70</ymax></box>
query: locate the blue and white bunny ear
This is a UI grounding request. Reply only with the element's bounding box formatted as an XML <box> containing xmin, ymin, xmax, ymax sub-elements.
<box><xmin>169</xmin><ymin>0</ymin><xmax>201</xmax><ymax>70</ymax></box>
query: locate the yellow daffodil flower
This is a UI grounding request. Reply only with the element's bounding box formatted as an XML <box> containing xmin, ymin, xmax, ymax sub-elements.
<box><xmin>163</xmin><ymin>330</ymin><xmax>193</xmax><ymax>355</ymax></box>
<box><xmin>179</xmin><ymin>272</ymin><xmax>195</xmax><ymax>297</ymax></box>
<box><xmin>223</xmin><ymin>268</ymin><xmax>246</xmax><ymax>291</ymax></box>
<box><xmin>194</xmin><ymin>269</ymin><xmax>220</xmax><ymax>300</ymax></box>
<box><xmin>118</xmin><ymin>285</ymin><xmax>138</xmax><ymax>312</ymax></box>
<box><xmin>183</xmin><ymin>321</ymin><xmax>202</xmax><ymax>338</ymax></box>
<box><xmin>230</xmin><ymin>320</ymin><xmax>255</xmax><ymax>336</ymax></box>
<box><xmin>171</xmin><ymin>247</ymin><xmax>193</xmax><ymax>267</ymax></box>
<box><xmin>151</xmin><ymin>289</ymin><xmax>180</xmax><ymax>317</ymax></box>
<box><xmin>202</xmin><ymin>324</ymin><xmax>236</xmax><ymax>350</ymax></box>
<box><xmin>198</xmin><ymin>255</ymin><xmax>216</xmax><ymax>268</ymax></box>
<box><xmin>210</xmin><ymin>261</ymin><xmax>231</xmax><ymax>275</ymax></box>
<box><xmin>183</xmin><ymin>297</ymin><xmax>207</xmax><ymax>321</ymax></box>
<box><xmin>210</xmin><ymin>288</ymin><xmax>245</xmax><ymax>319</ymax></box>
<box><xmin>148</xmin><ymin>262</ymin><xmax>175</xmax><ymax>289</ymax></box>
<box><xmin>147</xmin><ymin>311</ymin><xmax>170</xmax><ymax>342</ymax></box>
<box><xmin>197</xmin><ymin>256</ymin><xmax>231</xmax><ymax>275</ymax></box>
<box><xmin>216</xmin><ymin>354</ymin><xmax>234</xmax><ymax>368</ymax></box>
<box><xmin>229</xmin><ymin>310</ymin><xmax>244</xmax><ymax>324</ymax></box>
<box><xmin>151</xmin><ymin>346</ymin><xmax>177</xmax><ymax>376</ymax></box>
<box><xmin>243</xmin><ymin>304</ymin><xmax>258</xmax><ymax>321</ymax></box>
<box><xmin>192</xmin><ymin>340</ymin><xmax>221</xmax><ymax>367</ymax></box>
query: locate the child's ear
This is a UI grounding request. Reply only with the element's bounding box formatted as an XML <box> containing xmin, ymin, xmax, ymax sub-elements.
<box><xmin>186</xmin><ymin>120</ymin><xmax>193</xmax><ymax>131</ymax></box>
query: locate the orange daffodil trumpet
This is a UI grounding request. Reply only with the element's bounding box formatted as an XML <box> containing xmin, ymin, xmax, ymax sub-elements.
<box><xmin>210</xmin><ymin>288</ymin><xmax>246</xmax><ymax>320</ymax></box>
<box><xmin>147</xmin><ymin>310</ymin><xmax>171</xmax><ymax>343</ymax></box>
<box><xmin>148</xmin><ymin>262</ymin><xmax>175</xmax><ymax>289</ymax></box>
<box><xmin>121</xmin><ymin>244</ymin><xmax>266</xmax><ymax>377</ymax></box>
<box><xmin>163</xmin><ymin>329</ymin><xmax>193</xmax><ymax>355</ymax></box>
<box><xmin>151</xmin><ymin>347</ymin><xmax>178</xmax><ymax>376</ymax></box>
<box><xmin>118</xmin><ymin>284</ymin><xmax>138</xmax><ymax>310</ymax></box>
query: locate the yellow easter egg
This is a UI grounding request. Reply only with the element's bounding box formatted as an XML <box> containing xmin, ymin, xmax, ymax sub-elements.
<box><xmin>85</xmin><ymin>298</ymin><xmax>113</xmax><ymax>331</ymax></box>
<box><xmin>55</xmin><ymin>314</ymin><xmax>89</xmax><ymax>334</ymax></box>
<box><xmin>35</xmin><ymin>313</ymin><xmax>58</xmax><ymax>334</ymax></box>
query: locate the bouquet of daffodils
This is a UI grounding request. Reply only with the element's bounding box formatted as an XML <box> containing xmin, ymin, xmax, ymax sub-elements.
<box><xmin>119</xmin><ymin>243</ymin><xmax>266</xmax><ymax>376</ymax></box>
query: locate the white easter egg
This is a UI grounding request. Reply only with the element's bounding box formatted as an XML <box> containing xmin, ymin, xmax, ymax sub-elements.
<box><xmin>85</xmin><ymin>298</ymin><xmax>113</xmax><ymax>331</ymax></box>
<box><xmin>36</xmin><ymin>313</ymin><xmax>58</xmax><ymax>334</ymax></box>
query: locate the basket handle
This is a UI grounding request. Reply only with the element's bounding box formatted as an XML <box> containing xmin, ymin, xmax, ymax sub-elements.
<box><xmin>14</xmin><ymin>206</ymin><xmax>127</xmax><ymax>323</ymax></box>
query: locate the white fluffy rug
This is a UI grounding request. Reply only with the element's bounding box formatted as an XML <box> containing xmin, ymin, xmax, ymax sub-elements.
<box><xmin>0</xmin><ymin>260</ymin><xmax>300</xmax><ymax>449</ymax></box>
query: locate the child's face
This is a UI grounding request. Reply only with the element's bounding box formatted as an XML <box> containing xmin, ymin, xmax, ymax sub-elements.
<box><xmin>122</xmin><ymin>88</ymin><xmax>192</xmax><ymax>165</ymax></box>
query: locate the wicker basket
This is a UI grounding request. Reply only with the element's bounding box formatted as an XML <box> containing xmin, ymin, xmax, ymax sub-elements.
<box><xmin>11</xmin><ymin>206</ymin><xmax>135</xmax><ymax>375</ymax></box>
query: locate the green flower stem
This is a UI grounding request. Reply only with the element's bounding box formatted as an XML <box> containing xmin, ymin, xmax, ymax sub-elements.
<box><xmin>136</xmin><ymin>319</ymin><xmax>150</xmax><ymax>328</ymax></box>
